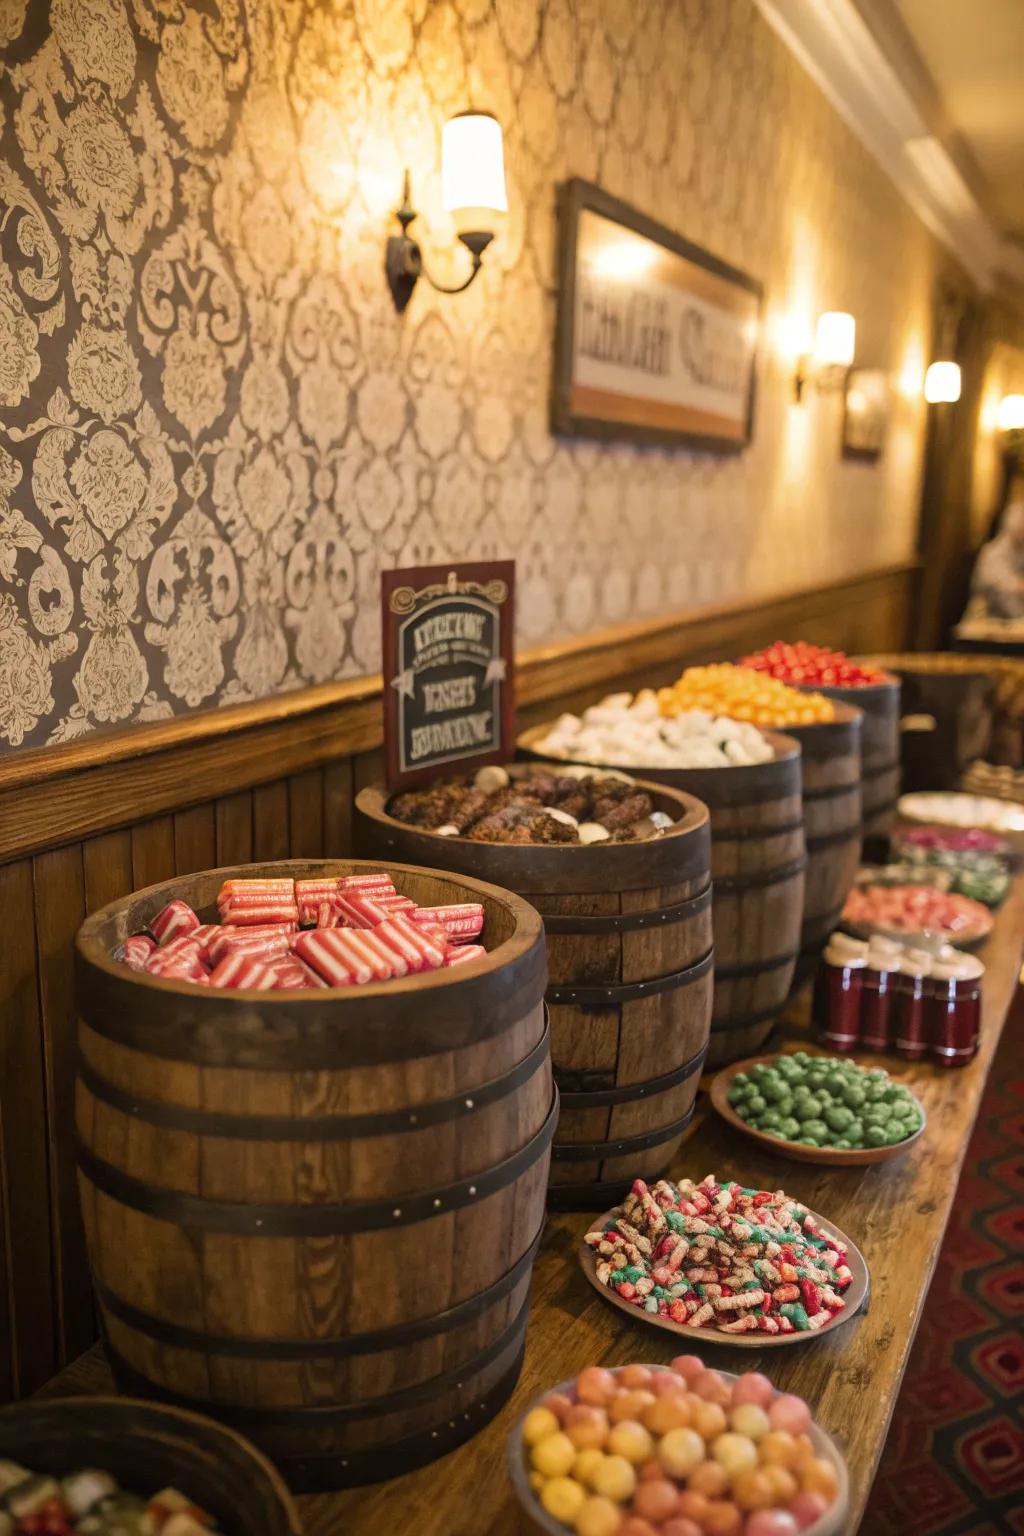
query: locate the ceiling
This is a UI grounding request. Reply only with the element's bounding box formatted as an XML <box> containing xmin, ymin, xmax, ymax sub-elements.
<box><xmin>894</xmin><ymin>0</ymin><xmax>1024</xmax><ymax>243</ymax></box>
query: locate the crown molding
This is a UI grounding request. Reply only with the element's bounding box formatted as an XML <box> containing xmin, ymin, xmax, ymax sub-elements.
<box><xmin>754</xmin><ymin>0</ymin><xmax>1024</xmax><ymax>292</ymax></box>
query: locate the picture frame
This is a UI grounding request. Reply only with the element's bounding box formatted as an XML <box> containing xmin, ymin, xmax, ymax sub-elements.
<box><xmin>842</xmin><ymin>367</ymin><xmax>891</xmax><ymax>461</ymax></box>
<box><xmin>552</xmin><ymin>178</ymin><xmax>762</xmax><ymax>452</ymax></box>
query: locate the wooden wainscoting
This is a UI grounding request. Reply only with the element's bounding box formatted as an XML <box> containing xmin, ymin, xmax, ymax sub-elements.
<box><xmin>0</xmin><ymin>561</ymin><xmax>915</xmax><ymax>1396</ymax></box>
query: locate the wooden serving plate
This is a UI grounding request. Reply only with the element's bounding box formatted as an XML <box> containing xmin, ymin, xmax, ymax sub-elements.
<box><xmin>579</xmin><ymin>1200</ymin><xmax>869</xmax><ymax>1349</ymax></box>
<box><xmin>710</xmin><ymin>1054</ymin><xmax>928</xmax><ymax>1166</ymax></box>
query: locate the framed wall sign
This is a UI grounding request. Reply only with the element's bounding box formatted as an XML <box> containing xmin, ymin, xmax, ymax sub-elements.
<box><xmin>552</xmin><ymin>178</ymin><xmax>762</xmax><ymax>451</ymax></box>
<box><xmin>382</xmin><ymin>561</ymin><xmax>515</xmax><ymax>791</ymax></box>
<box><xmin>842</xmin><ymin>367</ymin><xmax>890</xmax><ymax>461</ymax></box>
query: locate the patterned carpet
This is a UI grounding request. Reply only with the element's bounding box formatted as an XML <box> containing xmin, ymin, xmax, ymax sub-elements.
<box><xmin>863</xmin><ymin>992</ymin><xmax>1024</xmax><ymax>1535</ymax></box>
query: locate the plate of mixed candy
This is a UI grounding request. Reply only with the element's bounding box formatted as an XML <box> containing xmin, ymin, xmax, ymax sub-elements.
<box><xmin>580</xmin><ymin>1177</ymin><xmax>868</xmax><ymax>1347</ymax></box>
<box><xmin>509</xmin><ymin>1359</ymin><xmax>849</xmax><ymax>1536</ymax></box>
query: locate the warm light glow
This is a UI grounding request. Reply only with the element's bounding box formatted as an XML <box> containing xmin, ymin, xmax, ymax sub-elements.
<box><xmin>774</xmin><ymin>311</ymin><xmax>814</xmax><ymax>366</ymax></box>
<box><xmin>997</xmin><ymin>393</ymin><xmax>1024</xmax><ymax>431</ymax></box>
<box><xmin>588</xmin><ymin>239</ymin><xmax>657</xmax><ymax>280</ymax></box>
<box><xmin>924</xmin><ymin>360</ymin><xmax>961</xmax><ymax>404</ymax></box>
<box><xmin>813</xmin><ymin>312</ymin><xmax>856</xmax><ymax>368</ymax></box>
<box><xmin>441</xmin><ymin>113</ymin><xmax>507</xmax><ymax>231</ymax></box>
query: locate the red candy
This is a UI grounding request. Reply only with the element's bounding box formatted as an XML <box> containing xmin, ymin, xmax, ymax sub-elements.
<box><xmin>445</xmin><ymin>943</ymin><xmax>487</xmax><ymax>967</ymax></box>
<box><xmin>218</xmin><ymin>900</ymin><xmax>301</xmax><ymax>925</ymax></box>
<box><xmin>740</xmin><ymin>641</ymin><xmax>885</xmax><ymax>687</ymax></box>
<box><xmin>334</xmin><ymin>893</ymin><xmax>391</xmax><ymax>929</ymax></box>
<box><xmin>208</xmin><ymin>953</ymin><xmax>276</xmax><ymax>989</ymax></box>
<box><xmin>150</xmin><ymin>899</ymin><xmax>200</xmax><ymax>945</ymax></box>
<box><xmin>293</xmin><ymin>929</ymin><xmax>363</xmax><ymax>985</ymax></box>
<box><xmin>339</xmin><ymin>873</ymin><xmax>395</xmax><ymax>893</ymax></box>
<box><xmin>209</xmin><ymin>928</ymin><xmax>291</xmax><ymax>966</ymax></box>
<box><xmin>120</xmin><ymin>934</ymin><xmax>156</xmax><ymax>971</ymax></box>
<box><xmin>378</xmin><ymin>913</ymin><xmax>446</xmax><ymax>971</ymax></box>
<box><xmin>412</xmin><ymin>904</ymin><xmax>484</xmax><ymax>942</ymax></box>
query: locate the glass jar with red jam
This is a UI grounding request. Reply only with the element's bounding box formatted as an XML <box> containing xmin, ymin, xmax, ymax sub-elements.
<box><xmin>816</xmin><ymin>938</ymin><xmax>867</xmax><ymax>1051</ymax></box>
<box><xmin>860</xmin><ymin>938</ymin><xmax>902</xmax><ymax>1053</ymax></box>
<box><xmin>893</xmin><ymin>947</ymin><xmax>933</xmax><ymax>1061</ymax></box>
<box><xmin>928</xmin><ymin>953</ymin><xmax>984</xmax><ymax>1067</ymax></box>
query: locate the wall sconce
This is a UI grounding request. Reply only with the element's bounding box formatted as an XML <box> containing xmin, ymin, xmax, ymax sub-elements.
<box><xmin>924</xmin><ymin>361</ymin><xmax>961</xmax><ymax>404</ymax></box>
<box><xmin>997</xmin><ymin>394</ymin><xmax>1024</xmax><ymax>433</ymax></box>
<box><xmin>386</xmin><ymin>112</ymin><xmax>507</xmax><ymax>313</ymax></box>
<box><xmin>794</xmin><ymin>312</ymin><xmax>856</xmax><ymax>400</ymax></box>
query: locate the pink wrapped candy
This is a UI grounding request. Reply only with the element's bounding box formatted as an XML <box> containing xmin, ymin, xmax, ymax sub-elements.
<box><xmin>150</xmin><ymin>900</ymin><xmax>200</xmax><ymax>946</ymax></box>
<box><xmin>412</xmin><ymin>904</ymin><xmax>484</xmax><ymax>942</ymax></box>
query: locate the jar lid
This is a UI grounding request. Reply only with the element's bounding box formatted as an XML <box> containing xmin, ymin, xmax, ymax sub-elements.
<box><xmin>866</xmin><ymin>936</ymin><xmax>903</xmax><ymax>959</ymax></box>
<box><xmin>931</xmin><ymin>953</ymin><xmax>984</xmax><ymax>981</ymax></box>
<box><xmin>823</xmin><ymin>943</ymin><xmax>867</xmax><ymax>968</ymax></box>
<box><xmin>828</xmin><ymin>931</ymin><xmax>869</xmax><ymax>957</ymax></box>
<box><xmin>900</xmin><ymin>948</ymin><xmax>934</xmax><ymax>978</ymax></box>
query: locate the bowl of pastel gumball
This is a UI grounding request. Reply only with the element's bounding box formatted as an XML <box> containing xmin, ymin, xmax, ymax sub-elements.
<box><xmin>507</xmin><ymin>1357</ymin><xmax>848</xmax><ymax>1536</ymax></box>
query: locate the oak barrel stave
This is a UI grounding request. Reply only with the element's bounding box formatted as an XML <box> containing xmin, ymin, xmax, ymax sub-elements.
<box><xmin>800</xmin><ymin>675</ymin><xmax>901</xmax><ymax>844</ymax></box>
<box><xmin>75</xmin><ymin>860</ymin><xmax>551</xmax><ymax>1490</ymax></box>
<box><xmin>785</xmin><ymin>705</ymin><xmax>863</xmax><ymax>980</ymax></box>
<box><xmin>356</xmin><ymin>776</ymin><xmax>713</xmax><ymax>1202</ymax></box>
<box><xmin>510</xmin><ymin>734</ymin><xmax>806</xmax><ymax>1069</ymax></box>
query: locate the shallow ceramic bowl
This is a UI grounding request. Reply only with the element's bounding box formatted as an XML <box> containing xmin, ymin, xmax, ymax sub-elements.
<box><xmin>508</xmin><ymin>1364</ymin><xmax>849</xmax><ymax>1535</ymax></box>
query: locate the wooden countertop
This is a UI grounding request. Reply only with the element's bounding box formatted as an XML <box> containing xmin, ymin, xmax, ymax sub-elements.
<box><xmin>43</xmin><ymin>875</ymin><xmax>1024</xmax><ymax>1536</ymax></box>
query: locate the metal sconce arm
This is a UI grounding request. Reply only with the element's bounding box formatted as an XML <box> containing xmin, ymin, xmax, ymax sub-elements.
<box><xmin>386</xmin><ymin>172</ymin><xmax>493</xmax><ymax>311</ymax></box>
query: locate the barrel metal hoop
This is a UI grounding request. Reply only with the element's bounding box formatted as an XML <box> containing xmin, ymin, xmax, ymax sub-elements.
<box><xmin>556</xmin><ymin>1040</ymin><xmax>708</xmax><ymax>1107</ymax></box>
<box><xmin>712</xmin><ymin>818</ymin><xmax>805</xmax><ymax>843</ymax></box>
<box><xmin>105</xmin><ymin>1298</ymin><xmax>530</xmax><ymax>1428</ymax></box>
<box><xmin>546</xmin><ymin>948</ymin><xmax>713</xmax><ymax>1009</ymax></box>
<box><xmin>714</xmin><ymin>947</ymin><xmax>800</xmax><ymax>981</ymax></box>
<box><xmin>78</xmin><ymin>1090</ymin><xmax>559</xmax><ymax>1236</ymax></box>
<box><xmin>863</xmin><ymin>758</ymin><xmax>901</xmax><ymax>776</ymax></box>
<box><xmin>107</xmin><ymin>1336</ymin><xmax>528</xmax><ymax>1492</ymax></box>
<box><xmin>550</xmin><ymin>1100</ymin><xmax>697</xmax><ymax>1161</ymax></box>
<box><xmin>801</xmin><ymin>780</ymin><xmax>862</xmax><ymax>802</ymax></box>
<box><xmin>804</xmin><ymin>824</ymin><xmax>864</xmax><ymax>852</ymax></box>
<box><xmin>713</xmin><ymin>856</ymin><xmax>808</xmax><ymax>892</ymax></box>
<box><xmin>711</xmin><ymin>1002</ymin><xmax>787</xmax><ymax>1032</ymax></box>
<box><xmin>542</xmin><ymin>884</ymin><xmax>712</xmax><ymax>935</ymax></box>
<box><xmin>78</xmin><ymin>1017</ymin><xmax>551</xmax><ymax>1142</ymax></box>
<box><xmin>95</xmin><ymin>1221</ymin><xmax>544</xmax><ymax>1359</ymax></box>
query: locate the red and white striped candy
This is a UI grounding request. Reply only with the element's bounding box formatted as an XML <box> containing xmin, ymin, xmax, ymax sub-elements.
<box><xmin>295</xmin><ymin>878</ymin><xmax>339</xmax><ymax>900</ymax></box>
<box><xmin>334</xmin><ymin>894</ymin><xmax>390</xmax><ymax>929</ymax></box>
<box><xmin>209</xmin><ymin>928</ymin><xmax>291</xmax><ymax>967</ymax></box>
<box><xmin>411</xmin><ymin>904</ymin><xmax>484</xmax><ymax>942</ymax></box>
<box><xmin>145</xmin><ymin>948</ymin><xmax>207</xmax><ymax>981</ymax></box>
<box><xmin>413</xmin><ymin>920</ymin><xmax>450</xmax><ymax>948</ymax></box>
<box><xmin>150</xmin><ymin>900</ymin><xmax>200</xmax><ymax>945</ymax></box>
<box><xmin>444</xmin><ymin>944</ymin><xmax>488</xmax><ymax>967</ymax></box>
<box><xmin>156</xmin><ymin>934</ymin><xmax>206</xmax><ymax>963</ymax></box>
<box><xmin>315</xmin><ymin>900</ymin><xmax>339</xmax><ymax>928</ymax></box>
<box><xmin>120</xmin><ymin>934</ymin><xmax>156</xmax><ymax>971</ymax></box>
<box><xmin>264</xmin><ymin>956</ymin><xmax>320</xmax><ymax>990</ymax></box>
<box><xmin>356</xmin><ymin>926</ymin><xmax>409</xmax><ymax>979</ymax></box>
<box><xmin>218</xmin><ymin>901</ymin><xmax>300</xmax><ymax>926</ymax></box>
<box><xmin>374</xmin><ymin>894</ymin><xmax>417</xmax><ymax>915</ymax></box>
<box><xmin>219</xmin><ymin>878</ymin><xmax>295</xmax><ymax>898</ymax></box>
<box><xmin>326</xmin><ymin>926</ymin><xmax>396</xmax><ymax>982</ymax></box>
<box><xmin>190</xmin><ymin>924</ymin><xmax>222</xmax><ymax>960</ymax></box>
<box><xmin>339</xmin><ymin>873</ymin><xmax>395</xmax><ymax>894</ymax></box>
<box><xmin>377</xmin><ymin>914</ymin><xmax>446</xmax><ymax>972</ymax></box>
<box><xmin>208</xmin><ymin>953</ymin><xmax>277</xmax><ymax>989</ymax></box>
<box><xmin>292</xmin><ymin>930</ymin><xmax>360</xmax><ymax>987</ymax></box>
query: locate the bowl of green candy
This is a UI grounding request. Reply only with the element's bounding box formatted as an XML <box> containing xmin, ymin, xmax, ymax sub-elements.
<box><xmin>710</xmin><ymin>1050</ymin><xmax>927</xmax><ymax>1165</ymax></box>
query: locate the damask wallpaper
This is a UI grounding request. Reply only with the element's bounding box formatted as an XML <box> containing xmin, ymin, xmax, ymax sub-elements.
<box><xmin>0</xmin><ymin>0</ymin><xmax>941</xmax><ymax>750</ymax></box>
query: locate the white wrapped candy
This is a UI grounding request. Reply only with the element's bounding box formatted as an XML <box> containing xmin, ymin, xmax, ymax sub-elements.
<box><xmin>531</xmin><ymin>693</ymin><xmax>773</xmax><ymax>770</ymax></box>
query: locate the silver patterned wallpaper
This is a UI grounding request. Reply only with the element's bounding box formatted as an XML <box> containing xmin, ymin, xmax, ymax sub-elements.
<box><xmin>0</xmin><ymin>0</ymin><xmax>940</xmax><ymax>750</ymax></box>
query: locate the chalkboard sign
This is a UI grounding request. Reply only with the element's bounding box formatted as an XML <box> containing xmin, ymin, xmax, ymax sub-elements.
<box><xmin>382</xmin><ymin>561</ymin><xmax>516</xmax><ymax>791</ymax></box>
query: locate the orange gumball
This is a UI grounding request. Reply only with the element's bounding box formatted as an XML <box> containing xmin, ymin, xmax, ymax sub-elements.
<box><xmin>619</xmin><ymin>1364</ymin><xmax>654</xmax><ymax>1390</ymax></box>
<box><xmin>619</xmin><ymin>1520</ymin><xmax>659</xmax><ymax>1536</ymax></box>
<box><xmin>674</xmin><ymin>1490</ymin><xmax>710</xmax><ymax>1523</ymax></box>
<box><xmin>691</xmin><ymin>1370</ymin><xmax>730</xmax><ymax>1406</ymax></box>
<box><xmin>791</xmin><ymin>1434</ymin><xmax>817</xmax><ymax>1471</ymax></box>
<box><xmin>610</xmin><ymin>1389</ymin><xmax>656</xmax><ymax>1424</ymax></box>
<box><xmin>688</xmin><ymin>1460</ymin><xmax>729</xmax><ymax>1498</ymax></box>
<box><xmin>692</xmin><ymin>1401</ymin><xmax>728</xmax><ymax>1442</ymax></box>
<box><xmin>702</xmin><ymin>1501</ymin><xmax>743</xmax><ymax>1536</ymax></box>
<box><xmin>758</xmin><ymin>1431</ymin><xmax>798</xmax><ymax>1468</ymax></box>
<box><xmin>652</xmin><ymin>1370</ymin><xmax>687</xmax><ymax>1398</ymax></box>
<box><xmin>633</xmin><ymin>1478</ymin><xmax>680</xmax><ymax>1524</ymax></box>
<box><xmin>643</xmin><ymin>1395</ymin><xmax>692</xmax><ymax>1436</ymax></box>
<box><xmin>565</xmin><ymin>1405</ymin><xmax>610</xmax><ymax>1451</ymax></box>
<box><xmin>801</xmin><ymin>1457</ymin><xmax>840</xmax><ymax>1501</ymax></box>
<box><xmin>577</xmin><ymin>1367</ymin><xmax>617</xmax><ymax>1407</ymax></box>
<box><xmin>638</xmin><ymin>1457</ymin><xmax>667</xmax><ymax>1482</ymax></box>
<box><xmin>762</xmin><ymin>1464</ymin><xmax>798</xmax><ymax>1504</ymax></box>
<box><xmin>542</xmin><ymin>1392</ymin><xmax>573</xmax><ymax>1424</ymax></box>
<box><xmin>732</xmin><ymin>1469</ymin><xmax>775</xmax><ymax>1513</ymax></box>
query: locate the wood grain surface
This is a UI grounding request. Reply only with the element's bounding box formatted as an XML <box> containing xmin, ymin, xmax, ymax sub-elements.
<box><xmin>42</xmin><ymin>872</ymin><xmax>1024</xmax><ymax>1535</ymax></box>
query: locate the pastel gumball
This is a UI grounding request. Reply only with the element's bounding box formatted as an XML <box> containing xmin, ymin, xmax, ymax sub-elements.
<box><xmin>662</xmin><ymin>1522</ymin><xmax>703</xmax><ymax>1536</ymax></box>
<box><xmin>691</xmin><ymin>1401</ymin><xmax>727</xmax><ymax>1442</ymax></box>
<box><xmin>746</xmin><ymin>1513</ymin><xmax>800</xmax><ymax>1536</ymax></box>
<box><xmin>801</xmin><ymin>1458</ymin><xmax>839</xmax><ymax>1501</ymax></box>
<box><xmin>619</xmin><ymin>1363</ymin><xmax>654</xmax><ymax>1390</ymax></box>
<box><xmin>658</xmin><ymin>1427</ymin><xmax>706</xmax><ymax>1480</ymax></box>
<box><xmin>731</xmin><ymin>1372</ymin><xmax>776</xmax><ymax>1409</ymax></box>
<box><xmin>652</xmin><ymin>1370</ymin><xmax>688</xmax><ymax>1397</ymax></box>
<box><xmin>539</xmin><ymin>1476</ymin><xmax>585</xmax><ymax>1525</ymax></box>
<box><xmin>732</xmin><ymin>1468</ymin><xmax>775</xmax><ymax>1512</ymax></box>
<box><xmin>692</xmin><ymin>1370</ymin><xmax>730</xmax><ymax>1406</ymax></box>
<box><xmin>610</xmin><ymin>1390</ymin><xmax>656</xmax><ymax>1424</ymax></box>
<box><xmin>565</xmin><ymin>1405</ymin><xmax>609</xmax><ymax>1450</ymax></box>
<box><xmin>642</xmin><ymin>1394</ymin><xmax>691</xmax><ymax>1435</ymax></box>
<box><xmin>577</xmin><ymin>1367</ymin><xmax>617</xmax><ymax>1407</ymax></box>
<box><xmin>618</xmin><ymin>1520</ymin><xmax>659</xmax><ymax>1536</ymax></box>
<box><xmin>670</xmin><ymin>1354</ymin><xmax>704</xmax><ymax>1381</ymax></box>
<box><xmin>769</xmin><ymin>1394</ymin><xmax>812</xmax><ymax>1436</ymax></box>
<box><xmin>762</xmin><ymin>1465</ymin><xmax>798</xmax><ymax>1504</ymax></box>
<box><xmin>543</xmin><ymin>1392</ymin><xmax>573</xmax><ymax>1424</ymax></box>
<box><xmin>730</xmin><ymin>1403</ymin><xmax>771</xmax><ymax>1441</ymax></box>
<box><xmin>575</xmin><ymin>1497</ymin><xmax>625</xmax><ymax>1536</ymax></box>
<box><xmin>632</xmin><ymin>1478</ymin><xmax>679</xmax><ymax>1523</ymax></box>
<box><xmin>759</xmin><ymin>1431</ymin><xmax>799</xmax><ymax>1467</ymax></box>
<box><xmin>789</xmin><ymin>1491</ymin><xmax>830</xmax><ymax>1530</ymax></box>
<box><xmin>702</xmin><ymin>1502</ymin><xmax>743</xmax><ymax>1536</ymax></box>
<box><xmin>710</xmin><ymin>1432</ymin><xmax>759</xmax><ymax>1478</ymax></box>
<box><xmin>674</xmin><ymin>1490</ymin><xmax>709</xmax><ymax>1523</ymax></box>
<box><xmin>522</xmin><ymin>1407</ymin><xmax>560</xmax><ymax>1445</ymax></box>
<box><xmin>591</xmin><ymin>1453</ymin><xmax>636</xmax><ymax>1503</ymax></box>
<box><xmin>688</xmin><ymin>1460</ymin><xmax>728</xmax><ymax>1498</ymax></box>
<box><xmin>606</xmin><ymin>1420</ymin><xmax>653</xmax><ymax>1465</ymax></box>
<box><xmin>530</xmin><ymin>1431</ymin><xmax>575</xmax><ymax>1478</ymax></box>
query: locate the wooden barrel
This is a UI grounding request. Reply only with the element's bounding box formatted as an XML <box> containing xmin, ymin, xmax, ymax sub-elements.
<box><xmin>517</xmin><ymin>728</ymin><xmax>806</xmax><ymax>1069</ymax></box>
<box><xmin>74</xmin><ymin>859</ymin><xmax>552</xmax><ymax>1493</ymax></box>
<box><xmin>803</xmin><ymin>676</ymin><xmax>900</xmax><ymax>845</ymax></box>
<box><xmin>784</xmin><ymin>704</ymin><xmax>863</xmax><ymax>980</ymax></box>
<box><xmin>861</xmin><ymin>653</ymin><xmax>994</xmax><ymax>791</ymax></box>
<box><xmin>355</xmin><ymin>773</ymin><xmax>712</xmax><ymax>1208</ymax></box>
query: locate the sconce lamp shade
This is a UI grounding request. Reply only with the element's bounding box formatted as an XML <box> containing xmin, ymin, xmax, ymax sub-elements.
<box><xmin>924</xmin><ymin>360</ymin><xmax>961</xmax><ymax>404</ymax></box>
<box><xmin>813</xmin><ymin>311</ymin><xmax>856</xmax><ymax>368</ymax></box>
<box><xmin>442</xmin><ymin>113</ymin><xmax>507</xmax><ymax>231</ymax></box>
<box><xmin>997</xmin><ymin>393</ymin><xmax>1024</xmax><ymax>431</ymax></box>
